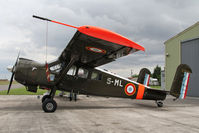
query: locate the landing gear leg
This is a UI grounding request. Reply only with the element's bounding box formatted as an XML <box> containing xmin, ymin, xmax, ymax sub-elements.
<box><xmin>74</xmin><ymin>93</ymin><xmax>77</xmax><ymax>102</ymax></box>
<box><xmin>42</xmin><ymin>87</ymin><xmax>57</xmax><ymax>113</ymax></box>
<box><xmin>69</xmin><ymin>90</ymin><xmax>78</xmax><ymax>101</ymax></box>
<box><xmin>69</xmin><ymin>90</ymin><xmax>73</xmax><ymax>101</ymax></box>
<box><xmin>156</xmin><ymin>101</ymin><xmax>163</xmax><ymax>107</ymax></box>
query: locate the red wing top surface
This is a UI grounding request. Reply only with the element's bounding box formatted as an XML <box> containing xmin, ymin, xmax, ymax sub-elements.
<box><xmin>77</xmin><ymin>25</ymin><xmax>145</xmax><ymax>51</ymax></box>
<box><xmin>59</xmin><ymin>25</ymin><xmax>145</xmax><ymax>67</ymax></box>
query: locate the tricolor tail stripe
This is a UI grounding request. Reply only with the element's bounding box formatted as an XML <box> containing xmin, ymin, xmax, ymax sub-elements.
<box><xmin>179</xmin><ymin>72</ymin><xmax>190</xmax><ymax>99</ymax></box>
<box><xmin>143</xmin><ymin>74</ymin><xmax>150</xmax><ymax>86</ymax></box>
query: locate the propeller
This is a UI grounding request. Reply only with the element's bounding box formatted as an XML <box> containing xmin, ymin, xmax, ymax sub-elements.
<box><xmin>7</xmin><ymin>51</ymin><xmax>20</xmax><ymax>94</ymax></box>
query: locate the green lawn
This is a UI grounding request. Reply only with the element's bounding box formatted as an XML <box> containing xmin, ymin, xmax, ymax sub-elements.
<box><xmin>0</xmin><ymin>87</ymin><xmax>61</xmax><ymax>95</ymax></box>
<box><xmin>149</xmin><ymin>86</ymin><xmax>161</xmax><ymax>89</ymax></box>
<box><xmin>0</xmin><ymin>86</ymin><xmax>162</xmax><ymax>95</ymax></box>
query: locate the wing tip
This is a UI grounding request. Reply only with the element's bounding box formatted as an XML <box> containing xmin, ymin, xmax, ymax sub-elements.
<box><xmin>78</xmin><ymin>25</ymin><xmax>145</xmax><ymax>51</ymax></box>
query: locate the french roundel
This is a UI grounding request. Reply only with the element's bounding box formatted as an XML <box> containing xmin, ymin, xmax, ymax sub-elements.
<box><xmin>86</xmin><ymin>46</ymin><xmax>106</xmax><ymax>54</ymax></box>
<box><xmin>124</xmin><ymin>83</ymin><xmax>136</xmax><ymax>96</ymax></box>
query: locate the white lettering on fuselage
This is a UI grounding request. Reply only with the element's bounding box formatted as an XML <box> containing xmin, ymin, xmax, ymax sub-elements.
<box><xmin>106</xmin><ymin>78</ymin><xmax>123</xmax><ymax>87</ymax></box>
<box><xmin>107</xmin><ymin>78</ymin><xmax>112</xmax><ymax>84</ymax></box>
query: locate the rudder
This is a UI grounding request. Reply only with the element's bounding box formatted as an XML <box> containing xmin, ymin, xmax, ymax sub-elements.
<box><xmin>137</xmin><ymin>68</ymin><xmax>151</xmax><ymax>86</ymax></box>
<box><xmin>170</xmin><ymin>64</ymin><xmax>192</xmax><ymax>99</ymax></box>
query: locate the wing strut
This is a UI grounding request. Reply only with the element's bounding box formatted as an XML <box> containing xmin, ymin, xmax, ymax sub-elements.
<box><xmin>55</xmin><ymin>55</ymin><xmax>79</xmax><ymax>85</ymax></box>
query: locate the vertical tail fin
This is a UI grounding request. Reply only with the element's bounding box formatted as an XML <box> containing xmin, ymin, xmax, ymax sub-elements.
<box><xmin>137</xmin><ymin>68</ymin><xmax>151</xmax><ymax>86</ymax></box>
<box><xmin>170</xmin><ymin>64</ymin><xmax>192</xmax><ymax>99</ymax></box>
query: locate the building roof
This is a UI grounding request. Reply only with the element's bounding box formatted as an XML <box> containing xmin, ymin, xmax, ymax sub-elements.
<box><xmin>164</xmin><ymin>21</ymin><xmax>199</xmax><ymax>44</ymax></box>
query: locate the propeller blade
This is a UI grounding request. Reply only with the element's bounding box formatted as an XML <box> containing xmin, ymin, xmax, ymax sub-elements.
<box><xmin>7</xmin><ymin>72</ymin><xmax>15</xmax><ymax>94</ymax></box>
<box><xmin>14</xmin><ymin>51</ymin><xmax>20</xmax><ymax>66</ymax></box>
<box><xmin>7</xmin><ymin>50</ymin><xmax>20</xmax><ymax>94</ymax></box>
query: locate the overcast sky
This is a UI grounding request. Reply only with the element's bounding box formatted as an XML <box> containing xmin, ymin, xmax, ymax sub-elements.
<box><xmin>1</xmin><ymin>0</ymin><xmax>199</xmax><ymax>79</ymax></box>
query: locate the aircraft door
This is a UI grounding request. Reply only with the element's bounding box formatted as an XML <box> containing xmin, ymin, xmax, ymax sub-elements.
<box><xmin>63</xmin><ymin>65</ymin><xmax>78</xmax><ymax>90</ymax></box>
<box><xmin>61</xmin><ymin>66</ymin><xmax>89</xmax><ymax>91</ymax></box>
<box><xmin>76</xmin><ymin>67</ymin><xmax>89</xmax><ymax>89</ymax></box>
<box><xmin>86</xmin><ymin>71</ymin><xmax>103</xmax><ymax>95</ymax></box>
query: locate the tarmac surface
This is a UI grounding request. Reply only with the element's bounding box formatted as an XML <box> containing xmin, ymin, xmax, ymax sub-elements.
<box><xmin>0</xmin><ymin>84</ymin><xmax>23</xmax><ymax>91</ymax></box>
<box><xmin>0</xmin><ymin>95</ymin><xmax>199</xmax><ymax>133</ymax></box>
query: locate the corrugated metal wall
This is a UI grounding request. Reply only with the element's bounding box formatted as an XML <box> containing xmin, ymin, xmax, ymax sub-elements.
<box><xmin>181</xmin><ymin>38</ymin><xmax>199</xmax><ymax>97</ymax></box>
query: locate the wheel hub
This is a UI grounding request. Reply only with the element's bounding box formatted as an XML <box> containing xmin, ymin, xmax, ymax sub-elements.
<box><xmin>46</xmin><ymin>102</ymin><xmax>54</xmax><ymax>111</ymax></box>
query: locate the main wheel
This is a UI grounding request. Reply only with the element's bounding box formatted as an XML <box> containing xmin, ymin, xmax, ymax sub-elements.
<box><xmin>157</xmin><ymin>101</ymin><xmax>163</xmax><ymax>107</ymax></box>
<box><xmin>42</xmin><ymin>99</ymin><xmax>57</xmax><ymax>113</ymax></box>
<box><xmin>42</xmin><ymin>95</ymin><xmax>51</xmax><ymax>103</ymax></box>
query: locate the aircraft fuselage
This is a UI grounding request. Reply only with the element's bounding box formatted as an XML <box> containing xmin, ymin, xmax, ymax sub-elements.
<box><xmin>14</xmin><ymin>58</ymin><xmax>166</xmax><ymax>101</ymax></box>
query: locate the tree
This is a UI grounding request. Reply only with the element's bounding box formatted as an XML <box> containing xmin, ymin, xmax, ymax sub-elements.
<box><xmin>152</xmin><ymin>65</ymin><xmax>161</xmax><ymax>85</ymax></box>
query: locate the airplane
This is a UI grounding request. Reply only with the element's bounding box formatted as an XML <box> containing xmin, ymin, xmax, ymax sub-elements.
<box><xmin>7</xmin><ymin>15</ymin><xmax>192</xmax><ymax>113</ymax></box>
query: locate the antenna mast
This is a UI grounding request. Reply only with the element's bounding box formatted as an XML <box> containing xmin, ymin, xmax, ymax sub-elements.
<box><xmin>45</xmin><ymin>21</ymin><xmax>48</xmax><ymax>63</ymax></box>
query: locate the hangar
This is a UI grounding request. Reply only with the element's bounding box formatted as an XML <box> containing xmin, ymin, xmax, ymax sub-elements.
<box><xmin>165</xmin><ymin>22</ymin><xmax>199</xmax><ymax>97</ymax></box>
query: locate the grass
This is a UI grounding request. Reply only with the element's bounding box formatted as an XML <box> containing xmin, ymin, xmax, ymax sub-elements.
<box><xmin>0</xmin><ymin>85</ymin><xmax>162</xmax><ymax>95</ymax></box>
<box><xmin>0</xmin><ymin>80</ymin><xmax>18</xmax><ymax>85</ymax></box>
<box><xmin>149</xmin><ymin>86</ymin><xmax>161</xmax><ymax>89</ymax></box>
<box><xmin>0</xmin><ymin>87</ymin><xmax>61</xmax><ymax>95</ymax></box>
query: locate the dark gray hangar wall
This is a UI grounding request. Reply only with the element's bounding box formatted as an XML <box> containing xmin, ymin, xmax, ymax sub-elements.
<box><xmin>181</xmin><ymin>37</ymin><xmax>199</xmax><ymax>97</ymax></box>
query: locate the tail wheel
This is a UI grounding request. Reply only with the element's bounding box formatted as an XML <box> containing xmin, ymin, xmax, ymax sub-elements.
<box><xmin>42</xmin><ymin>99</ymin><xmax>57</xmax><ymax>113</ymax></box>
<box><xmin>42</xmin><ymin>95</ymin><xmax>51</xmax><ymax>103</ymax></box>
<box><xmin>156</xmin><ymin>101</ymin><xmax>163</xmax><ymax>107</ymax></box>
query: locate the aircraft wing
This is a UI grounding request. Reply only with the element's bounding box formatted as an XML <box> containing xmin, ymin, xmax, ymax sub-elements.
<box><xmin>59</xmin><ymin>25</ymin><xmax>145</xmax><ymax>67</ymax></box>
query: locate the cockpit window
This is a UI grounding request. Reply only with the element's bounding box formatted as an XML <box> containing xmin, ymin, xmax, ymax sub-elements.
<box><xmin>67</xmin><ymin>66</ymin><xmax>77</xmax><ymax>76</ymax></box>
<box><xmin>91</xmin><ymin>72</ymin><xmax>102</xmax><ymax>80</ymax></box>
<box><xmin>50</xmin><ymin>64</ymin><xmax>61</xmax><ymax>73</ymax></box>
<box><xmin>78</xmin><ymin>68</ymin><xmax>88</xmax><ymax>78</ymax></box>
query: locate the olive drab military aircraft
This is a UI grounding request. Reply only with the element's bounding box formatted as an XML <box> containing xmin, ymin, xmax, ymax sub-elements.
<box><xmin>7</xmin><ymin>15</ymin><xmax>192</xmax><ymax>113</ymax></box>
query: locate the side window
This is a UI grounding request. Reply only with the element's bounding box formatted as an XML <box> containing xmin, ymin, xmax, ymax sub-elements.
<box><xmin>50</xmin><ymin>64</ymin><xmax>61</xmax><ymax>73</ymax></box>
<box><xmin>50</xmin><ymin>74</ymin><xmax>55</xmax><ymax>81</ymax></box>
<box><xmin>91</xmin><ymin>72</ymin><xmax>102</xmax><ymax>80</ymax></box>
<box><xmin>78</xmin><ymin>68</ymin><xmax>88</xmax><ymax>78</ymax></box>
<box><xmin>67</xmin><ymin>66</ymin><xmax>77</xmax><ymax>76</ymax></box>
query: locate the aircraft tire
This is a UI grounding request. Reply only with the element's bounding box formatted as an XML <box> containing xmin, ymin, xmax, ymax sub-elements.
<box><xmin>42</xmin><ymin>95</ymin><xmax>51</xmax><ymax>103</ymax></box>
<box><xmin>42</xmin><ymin>99</ymin><xmax>57</xmax><ymax>113</ymax></box>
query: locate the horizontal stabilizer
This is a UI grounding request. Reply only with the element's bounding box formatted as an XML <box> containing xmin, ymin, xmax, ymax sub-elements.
<box><xmin>137</xmin><ymin>68</ymin><xmax>151</xmax><ymax>86</ymax></box>
<box><xmin>170</xmin><ymin>64</ymin><xmax>192</xmax><ymax>99</ymax></box>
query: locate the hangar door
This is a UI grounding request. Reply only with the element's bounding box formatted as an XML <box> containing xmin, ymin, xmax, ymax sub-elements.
<box><xmin>181</xmin><ymin>38</ymin><xmax>199</xmax><ymax>97</ymax></box>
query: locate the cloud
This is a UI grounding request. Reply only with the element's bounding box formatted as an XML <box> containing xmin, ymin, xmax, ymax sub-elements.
<box><xmin>0</xmin><ymin>0</ymin><xmax>199</xmax><ymax>79</ymax></box>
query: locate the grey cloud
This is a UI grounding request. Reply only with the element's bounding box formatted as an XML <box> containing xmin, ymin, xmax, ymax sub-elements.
<box><xmin>1</xmin><ymin>0</ymin><xmax>199</xmax><ymax>78</ymax></box>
